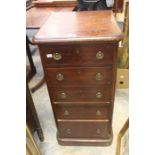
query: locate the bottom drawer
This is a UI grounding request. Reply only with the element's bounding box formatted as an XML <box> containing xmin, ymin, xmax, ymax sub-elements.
<box><xmin>57</xmin><ymin>121</ymin><xmax>111</xmax><ymax>139</ymax></box>
<box><xmin>55</xmin><ymin>104</ymin><xmax>110</xmax><ymax>120</ymax></box>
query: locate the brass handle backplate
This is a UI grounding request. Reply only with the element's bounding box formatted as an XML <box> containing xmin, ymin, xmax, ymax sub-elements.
<box><xmin>61</xmin><ymin>92</ymin><xmax>67</xmax><ymax>99</ymax></box>
<box><xmin>96</xmin><ymin>51</ymin><xmax>104</xmax><ymax>59</ymax></box>
<box><xmin>96</xmin><ymin>128</ymin><xmax>101</xmax><ymax>134</ymax></box>
<box><xmin>56</xmin><ymin>73</ymin><xmax>64</xmax><ymax>81</ymax></box>
<box><xmin>66</xmin><ymin>128</ymin><xmax>71</xmax><ymax>134</ymax></box>
<box><xmin>96</xmin><ymin>110</ymin><xmax>102</xmax><ymax>116</ymax></box>
<box><xmin>96</xmin><ymin>73</ymin><xmax>103</xmax><ymax>81</ymax></box>
<box><xmin>53</xmin><ymin>52</ymin><xmax>62</xmax><ymax>60</ymax></box>
<box><xmin>96</xmin><ymin>92</ymin><xmax>103</xmax><ymax>99</ymax></box>
<box><xmin>64</xmin><ymin>110</ymin><xmax>69</xmax><ymax>115</ymax></box>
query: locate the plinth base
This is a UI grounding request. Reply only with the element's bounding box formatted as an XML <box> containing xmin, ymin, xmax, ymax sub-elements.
<box><xmin>57</xmin><ymin>133</ymin><xmax>113</xmax><ymax>146</ymax></box>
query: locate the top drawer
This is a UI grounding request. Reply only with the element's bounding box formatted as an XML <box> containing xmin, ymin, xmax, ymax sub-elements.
<box><xmin>39</xmin><ymin>45</ymin><xmax>116</xmax><ymax>66</ymax></box>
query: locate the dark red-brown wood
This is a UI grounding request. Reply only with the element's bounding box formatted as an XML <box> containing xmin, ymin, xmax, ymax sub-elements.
<box><xmin>55</xmin><ymin>103</ymin><xmax>110</xmax><ymax>120</ymax></box>
<box><xmin>39</xmin><ymin>44</ymin><xmax>117</xmax><ymax>67</ymax></box>
<box><xmin>49</xmin><ymin>85</ymin><xmax>112</xmax><ymax>102</ymax></box>
<box><xmin>26</xmin><ymin>6</ymin><xmax>74</xmax><ymax>28</ymax></box>
<box><xmin>34</xmin><ymin>11</ymin><xmax>123</xmax><ymax>146</ymax></box>
<box><xmin>33</xmin><ymin>11</ymin><xmax>123</xmax><ymax>44</ymax></box>
<box><xmin>46</xmin><ymin>67</ymin><xmax>113</xmax><ymax>85</ymax></box>
<box><xmin>57</xmin><ymin>121</ymin><xmax>110</xmax><ymax>139</ymax></box>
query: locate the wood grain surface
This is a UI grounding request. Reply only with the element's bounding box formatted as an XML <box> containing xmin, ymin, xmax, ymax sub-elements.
<box><xmin>26</xmin><ymin>7</ymin><xmax>74</xmax><ymax>28</ymax></box>
<box><xmin>33</xmin><ymin>11</ymin><xmax>123</xmax><ymax>43</ymax></box>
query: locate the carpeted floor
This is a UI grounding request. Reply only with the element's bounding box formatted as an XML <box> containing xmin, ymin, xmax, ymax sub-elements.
<box><xmin>27</xmin><ymin>29</ymin><xmax>128</xmax><ymax>155</ymax></box>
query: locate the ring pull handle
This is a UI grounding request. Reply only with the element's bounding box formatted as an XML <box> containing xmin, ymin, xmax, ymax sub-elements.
<box><xmin>96</xmin><ymin>110</ymin><xmax>102</xmax><ymax>116</ymax></box>
<box><xmin>66</xmin><ymin>128</ymin><xmax>71</xmax><ymax>134</ymax></box>
<box><xmin>96</xmin><ymin>73</ymin><xmax>103</xmax><ymax>81</ymax></box>
<box><xmin>53</xmin><ymin>52</ymin><xmax>62</xmax><ymax>60</ymax></box>
<box><xmin>64</xmin><ymin>110</ymin><xmax>69</xmax><ymax>116</ymax></box>
<box><xmin>60</xmin><ymin>92</ymin><xmax>67</xmax><ymax>99</ymax></box>
<box><xmin>46</xmin><ymin>52</ymin><xmax>62</xmax><ymax>60</ymax></box>
<box><xmin>56</xmin><ymin>73</ymin><xmax>64</xmax><ymax>81</ymax></box>
<box><xmin>96</xmin><ymin>92</ymin><xmax>103</xmax><ymax>99</ymax></box>
<box><xmin>96</xmin><ymin>51</ymin><xmax>104</xmax><ymax>59</ymax></box>
<box><xmin>96</xmin><ymin>128</ymin><xmax>101</xmax><ymax>134</ymax></box>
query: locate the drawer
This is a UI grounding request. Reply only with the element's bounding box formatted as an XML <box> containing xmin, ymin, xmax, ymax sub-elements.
<box><xmin>55</xmin><ymin>104</ymin><xmax>110</xmax><ymax>120</ymax></box>
<box><xmin>50</xmin><ymin>85</ymin><xmax>112</xmax><ymax>102</ymax></box>
<box><xmin>57</xmin><ymin>121</ymin><xmax>111</xmax><ymax>139</ymax></box>
<box><xmin>46</xmin><ymin>67</ymin><xmax>113</xmax><ymax>85</ymax></box>
<box><xmin>40</xmin><ymin>45</ymin><xmax>116</xmax><ymax>66</ymax></box>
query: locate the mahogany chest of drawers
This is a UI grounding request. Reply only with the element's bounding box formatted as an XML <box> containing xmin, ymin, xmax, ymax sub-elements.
<box><xmin>33</xmin><ymin>11</ymin><xmax>123</xmax><ymax>146</ymax></box>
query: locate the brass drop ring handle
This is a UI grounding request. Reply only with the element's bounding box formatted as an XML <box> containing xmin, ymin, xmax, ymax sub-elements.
<box><xmin>60</xmin><ymin>92</ymin><xmax>67</xmax><ymax>99</ymax></box>
<box><xmin>96</xmin><ymin>110</ymin><xmax>102</xmax><ymax>116</ymax></box>
<box><xmin>96</xmin><ymin>51</ymin><xmax>104</xmax><ymax>59</ymax></box>
<box><xmin>96</xmin><ymin>73</ymin><xmax>103</xmax><ymax>81</ymax></box>
<box><xmin>96</xmin><ymin>128</ymin><xmax>101</xmax><ymax>134</ymax></box>
<box><xmin>56</xmin><ymin>73</ymin><xmax>64</xmax><ymax>81</ymax></box>
<box><xmin>53</xmin><ymin>52</ymin><xmax>62</xmax><ymax>60</ymax></box>
<box><xmin>66</xmin><ymin>128</ymin><xmax>71</xmax><ymax>134</ymax></box>
<box><xmin>64</xmin><ymin>110</ymin><xmax>69</xmax><ymax>115</ymax></box>
<box><xmin>96</xmin><ymin>92</ymin><xmax>103</xmax><ymax>99</ymax></box>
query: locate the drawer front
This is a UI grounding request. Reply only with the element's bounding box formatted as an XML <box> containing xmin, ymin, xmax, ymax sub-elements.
<box><xmin>50</xmin><ymin>85</ymin><xmax>112</xmax><ymax>102</ymax></box>
<box><xmin>57</xmin><ymin>121</ymin><xmax>111</xmax><ymax>139</ymax></box>
<box><xmin>40</xmin><ymin>45</ymin><xmax>115</xmax><ymax>66</ymax></box>
<box><xmin>46</xmin><ymin>67</ymin><xmax>113</xmax><ymax>85</ymax></box>
<box><xmin>55</xmin><ymin>104</ymin><xmax>110</xmax><ymax>120</ymax></box>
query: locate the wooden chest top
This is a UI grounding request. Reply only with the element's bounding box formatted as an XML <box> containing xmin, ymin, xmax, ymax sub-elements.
<box><xmin>33</xmin><ymin>10</ymin><xmax>123</xmax><ymax>44</ymax></box>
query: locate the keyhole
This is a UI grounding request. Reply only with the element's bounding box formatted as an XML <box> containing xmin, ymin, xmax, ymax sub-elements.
<box><xmin>78</xmin><ymin>71</ymin><xmax>81</xmax><ymax>74</ymax></box>
<box><xmin>120</xmin><ymin>81</ymin><xmax>124</xmax><ymax>84</ymax></box>
<box><xmin>76</xmin><ymin>50</ymin><xmax>80</xmax><ymax>54</ymax></box>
